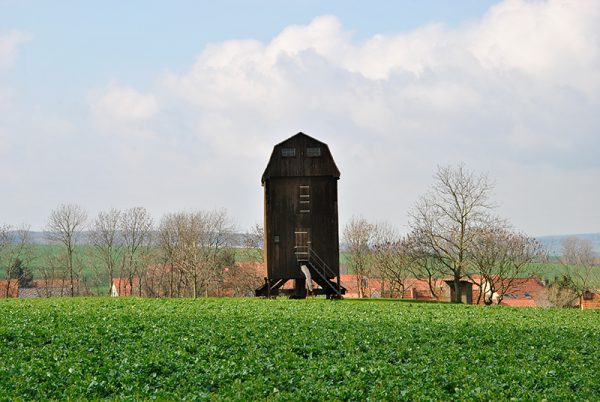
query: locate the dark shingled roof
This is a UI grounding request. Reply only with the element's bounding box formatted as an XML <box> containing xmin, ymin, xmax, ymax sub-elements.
<box><xmin>262</xmin><ymin>132</ymin><xmax>340</xmax><ymax>183</ymax></box>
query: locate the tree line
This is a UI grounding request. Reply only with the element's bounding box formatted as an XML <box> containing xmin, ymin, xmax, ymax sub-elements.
<box><xmin>0</xmin><ymin>208</ymin><xmax>264</xmax><ymax>298</ymax></box>
<box><xmin>1</xmin><ymin>164</ymin><xmax>597</xmax><ymax>304</ymax></box>
<box><xmin>343</xmin><ymin>164</ymin><xmax>599</xmax><ymax>306</ymax></box>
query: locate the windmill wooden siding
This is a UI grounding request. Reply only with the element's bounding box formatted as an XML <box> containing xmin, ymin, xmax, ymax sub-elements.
<box><xmin>257</xmin><ymin>132</ymin><xmax>343</xmax><ymax>297</ymax></box>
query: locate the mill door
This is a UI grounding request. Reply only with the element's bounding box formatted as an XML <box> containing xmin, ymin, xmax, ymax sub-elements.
<box><xmin>294</xmin><ymin>229</ymin><xmax>310</xmax><ymax>262</ymax></box>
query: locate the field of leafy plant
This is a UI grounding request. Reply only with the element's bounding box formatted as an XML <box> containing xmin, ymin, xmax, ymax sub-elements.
<box><xmin>1</xmin><ymin>298</ymin><xmax>599</xmax><ymax>400</ymax></box>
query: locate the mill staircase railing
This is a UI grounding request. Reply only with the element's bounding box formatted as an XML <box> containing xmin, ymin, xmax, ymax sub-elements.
<box><xmin>295</xmin><ymin>245</ymin><xmax>344</xmax><ymax>298</ymax></box>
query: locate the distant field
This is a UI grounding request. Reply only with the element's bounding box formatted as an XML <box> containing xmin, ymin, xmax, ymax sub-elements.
<box><xmin>1</xmin><ymin>298</ymin><xmax>599</xmax><ymax>400</ymax></box>
<box><xmin>0</xmin><ymin>245</ymin><xmax>262</xmax><ymax>281</ymax></box>
<box><xmin>341</xmin><ymin>251</ymin><xmax>600</xmax><ymax>284</ymax></box>
<box><xmin>2</xmin><ymin>246</ymin><xmax>597</xmax><ymax>286</ymax></box>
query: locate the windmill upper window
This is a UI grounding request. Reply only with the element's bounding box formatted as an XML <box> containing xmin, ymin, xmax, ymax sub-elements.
<box><xmin>281</xmin><ymin>147</ymin><xmax>296</xmax><ymax>157</ymax></box>
<box><xmin>306</xmin><ymin>147</ymin><xmax>321</xmax><ymax>157</ymax></box>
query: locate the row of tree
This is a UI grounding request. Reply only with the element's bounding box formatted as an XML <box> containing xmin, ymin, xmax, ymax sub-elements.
<box><xmin>343</xmin><ymin>165</ymin><xmax>599</xmax><ymax>305</ymax></box>
<box><xmin>2</xmin><ymin>164</ymin><xmax>597</xmax><ymax>304</ymax></box>
<box><xmin>0</xmin><ymin>207</ymin><xmax>264</xmax><ymax>298</ymax></box>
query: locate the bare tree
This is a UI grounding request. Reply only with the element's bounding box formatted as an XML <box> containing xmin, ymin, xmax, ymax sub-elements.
<box><xmin>90</xmin><ymin>209</ymin><xmax>124</xmax><ymax>295</ymax></box>
<box><xmin>156</xmin><ymin>209</ymin><xmax>235</xmax><ymax>298</ymax></box>
<box><xmin>157</xmin><ymin>212</ymin><xmax>184</xmax><ymax>297</ymax></box>
<box><xmin>466</xmin><ymin>225</ymin><xmax>545</xmax><ymax>305</ymax></box>
<box><xmin>404</xmin><ymin>232</ymin><xmax>445</xmax><ymax>300</ymax></box>
<box><xmin>343</xmin><ymin>216</ymin><xmax>376</xmax><ymax>298</ymax></box>
<box><xmin>47</xmin><ymin>204</ymin><xmax>87</xmax><ymax>296</ymax></box>
<box><xmin>225</xmin><ymin>261</ymin><xmax>264</xmax><ymax>297</ymax></box>
<box><xmin>1</xmin><ymin>224</ymin><xmax>33</xmax><ymax>297</ymax></box>
<box><xmin>179</xmin><ymin>211</ymin><xmax>208</xmax><ymax>298</ymax></box>
<box><xmin>38</xmin><ymin>253</ymin><xmax>62</xmax><ymax>297</ymax></box>
<box><xmin>560</xmin><ymin>236</ymin><xmax>599</xmax><ymax>308</ymax></box>
<box><xmin>544</xmin><ymin>274</ymin><xmax>579</xmax><ymax>307</ymax></box>
<box><xmin>121</xmin><ymin>207</ymin><xmax>153</xmax><ymax>297</ymax></box>
<box><xmin>241</xmin><ymin>223</ymin><xmax>264</xmax><ymax>263</ymax></box>
<box><xmin>370</xmin><ymin>223</ymin><xmax>409</xmax><ymax>297</ymax></box>
<box><xmin>200</xmin><ymin>209</ymin><xmax>236</xmax><ymax>296</ymax></box>
<box><xmin>409</xmin><ymin>164</ymin><xmax>494</xmax><ymax>303</ymax></box>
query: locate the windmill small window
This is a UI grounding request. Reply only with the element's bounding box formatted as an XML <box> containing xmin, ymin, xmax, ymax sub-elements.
<box><xmin>281</xmin><ymin>147</ymin><xmax>296</xmax><ymax>157</ymax></box>
<box><xmin>306</xmin><ymin>147</ymin><xmax>322</xmax><ymax>157</ymax></box>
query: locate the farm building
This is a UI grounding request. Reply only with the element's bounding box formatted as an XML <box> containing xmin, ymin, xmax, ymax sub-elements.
<box><xmin>490</xmin><ymin>278</ymin><xmax>546</xmax><ymax>307</ymax></box>
<box><xmin>445</xmin><ymin>279</ymin><xmax>474</xmax><ymax>304</ymax></box>
<box><xmin>111</xmin><ymin>277</ymin><xmax>141</xmax><ymax>297</ymax></box>
<box><xmin>581</xmin><ymin>290</ymin><xmax>600</xmax><ymax>309</ymax></box>
<box><xmin>256</xmin><ymin>132</ymin><xmax>345</xmax><ymax>299</ymax></box>
<box><xmin>336</xmin><ymin>273</ymin><xmax>556</xmax><ymax>307</ymax></box>
<box><xmin>128</xmin><ymin>262</ymin><xmax>263</xmax><ymax>298</ymax></box>
<box><xmin>18</xmin><ymin>279</ymin><xmax>80</xmax><ymax>298</ymax></box>
<box><xmin>339</xmin><ymin>276</ymin><xmax>449</xmax><ymax>301</ymax></box>
<box><xmin>403</xmin><ymin>278</ymin><xmax>447</xmax><ymax>301</ymax></box>
<box><xmin>338</xmin><ymin>274</ymin><xmax>385</xmax><ymax>298</ymax></box>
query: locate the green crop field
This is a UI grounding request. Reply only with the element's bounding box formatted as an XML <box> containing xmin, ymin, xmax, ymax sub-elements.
<box><xmin>1</xmin><ymin>298</ymin><xmax>599</xmax><ymax>400</ymax></box>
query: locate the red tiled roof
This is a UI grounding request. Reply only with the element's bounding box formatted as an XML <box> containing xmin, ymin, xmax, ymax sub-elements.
<box><xmin>12</xmin><ymin>279</ymin><xmax>81</xmax><ymax>298</ymax></box>
<box><xmin>403</xmin><ymin>278</ymin><xmax>446</xmax><ymax>300</ymax></box>
<box><xmin>111</xmin><ymin>277</ymin><xmax>140</xmax><ymax>297</ymax></box>
<box><xmin>501</xmin><ymin>298</ymin><xmax>537</xmax><ymax>307</ymax></box>
<box><xmin>497</xmin><ymin>278</ymin><xmax>545</xmax><ymax>306</ymax></box>
<box><xmin>467</xmin><ymin>277</ymin><xmax>546</xmax><ymax>306</ymax></box>
<box><xmin>235</xmin><ymin>262</ymin><xmax>265</xmax><ymax>276</ymax></box>
<box><xmin>32</xmin><ymin>279</ymin><xmax>79</xmax><ymax>288</ymax></box>
<box><xmin>581</xmin><ymin>291</ymin><xmax>600</xmax><ymax>309</ymax></box>
<box><xmin>338</xmin><ymin>274</ymin><xmax>375</xmax><ymax>298</ymax></box>
<box><xmin>0</xmin><ymin>280</ymin><xmax>19</xmax><ymax>298</ymax></box>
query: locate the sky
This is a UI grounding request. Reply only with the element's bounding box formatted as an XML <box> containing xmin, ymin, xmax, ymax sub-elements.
<box><xmin>1</xmin><ymin>0</ymin><xmax>599</xmax><ymax>236</ymax></box>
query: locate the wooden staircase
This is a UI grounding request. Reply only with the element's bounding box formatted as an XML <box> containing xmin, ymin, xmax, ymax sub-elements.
<box><xmin>255</xmin><ymin>246</ymin><xmax>345</xmax><ymax>299</ymax></box>
<box><xmin>296</xmin><ymin>245</ymin><xmax>345</xmax><ymax>299</ymax></box>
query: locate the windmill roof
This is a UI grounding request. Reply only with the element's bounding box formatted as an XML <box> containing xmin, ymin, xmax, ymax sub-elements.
<box><xmin>262</xmin><ymin>132</ymin><xmax>340</xmax><ymax>182</ymax></box>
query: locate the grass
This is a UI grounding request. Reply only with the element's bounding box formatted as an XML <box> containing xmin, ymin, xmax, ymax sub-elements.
<box><xmin>1</xmin><ymin>297</ymin><xmax>599</xmax><ymax>400</ymax></box>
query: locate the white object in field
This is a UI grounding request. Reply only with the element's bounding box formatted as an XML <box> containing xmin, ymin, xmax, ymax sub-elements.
<box><xmin>111</xmin><ymin>283</ymin><xmax>118</xmax><ymax>297</ymax></box>
<box><xmin>300</xmin><ymin>264</ymin><xmax>313</xmax><ymax>291</ymax></box>
<box><xmin>482</xmin><ymin>280</ymin><xmax>500</xmax><ymax>304</ymax></box>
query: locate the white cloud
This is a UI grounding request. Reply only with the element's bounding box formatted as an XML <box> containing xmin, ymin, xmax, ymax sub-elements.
<box><xmin>154</xmin><ymin>0</ymin><xmax>600</xmax><ymax>234</ymax></box>
<box><xmin>0</xmin><ymin>31</ymin><xmax>30</xmax><ymax>69</ymax></box>
<box><xmin>89</xmin><ymin>83</ymin><xmax>159</xmax><ymax>122</ymax></box>
<box><xmin>3</xmin><ymin>1</ymin><xmax>600</xmax><ymax>235</ymax></box>
<box><xmin>0</xmin><ymin>31</ymin><xmax>30</xmax><ymax>159</ymax></box>
<box><xmin>470</xmin><ymin>0</ymin><xmax>600</xmax><ymax>94</ymax></box>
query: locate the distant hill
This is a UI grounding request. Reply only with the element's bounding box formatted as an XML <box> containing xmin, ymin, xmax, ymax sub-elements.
<box><xmin>12</xmin><ymin>231</ymin><xmax>600</xmax><ymax>256</ymax></box>
<box><xmin>17</xmin><ymin>231</ymin><xmax>248</xmax><ymax>247</ymax></box>
<box><xmin>536</xmin><ymin>233</ymin><xmax>600</xmax><ymax>256</ymax></box>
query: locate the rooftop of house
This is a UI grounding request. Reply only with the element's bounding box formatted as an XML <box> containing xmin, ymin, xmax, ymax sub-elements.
<box><xmin>0</xmin><ymin>280</ymin><xmax>19</xmax><ymax>298</ymax></box>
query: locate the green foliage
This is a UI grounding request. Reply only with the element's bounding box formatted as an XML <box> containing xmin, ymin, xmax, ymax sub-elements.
<box><xmin>1</xmin><ymin>298</ymin><xmax>599</xmax><ymax>400</ymax></box>
<box><xmin>8</xmin><ymin>258</ymin><xmax>33</xmax><ymax>288</ymax></box>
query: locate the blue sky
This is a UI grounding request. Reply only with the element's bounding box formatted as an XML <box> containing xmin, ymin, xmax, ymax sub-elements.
<box><xmin>1</xmin><ymin>0</ymin><xmax>599</xmax><ymax>236</ymax></box>
<box><xmin>4</xmin><ymin>1</ymin><xmax>498</xmax><ymax>96</ymax></box>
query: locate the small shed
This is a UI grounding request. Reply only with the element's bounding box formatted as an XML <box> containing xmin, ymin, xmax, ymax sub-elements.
<box><xmin>255</xmin><ymin>132</ymin><xmax>345</xmax><ymax>298</ymax></box>
<box><xmin>444</xmin><ymin>279</ymin><xmax>473</xmax><ymax>304</ymax></box>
